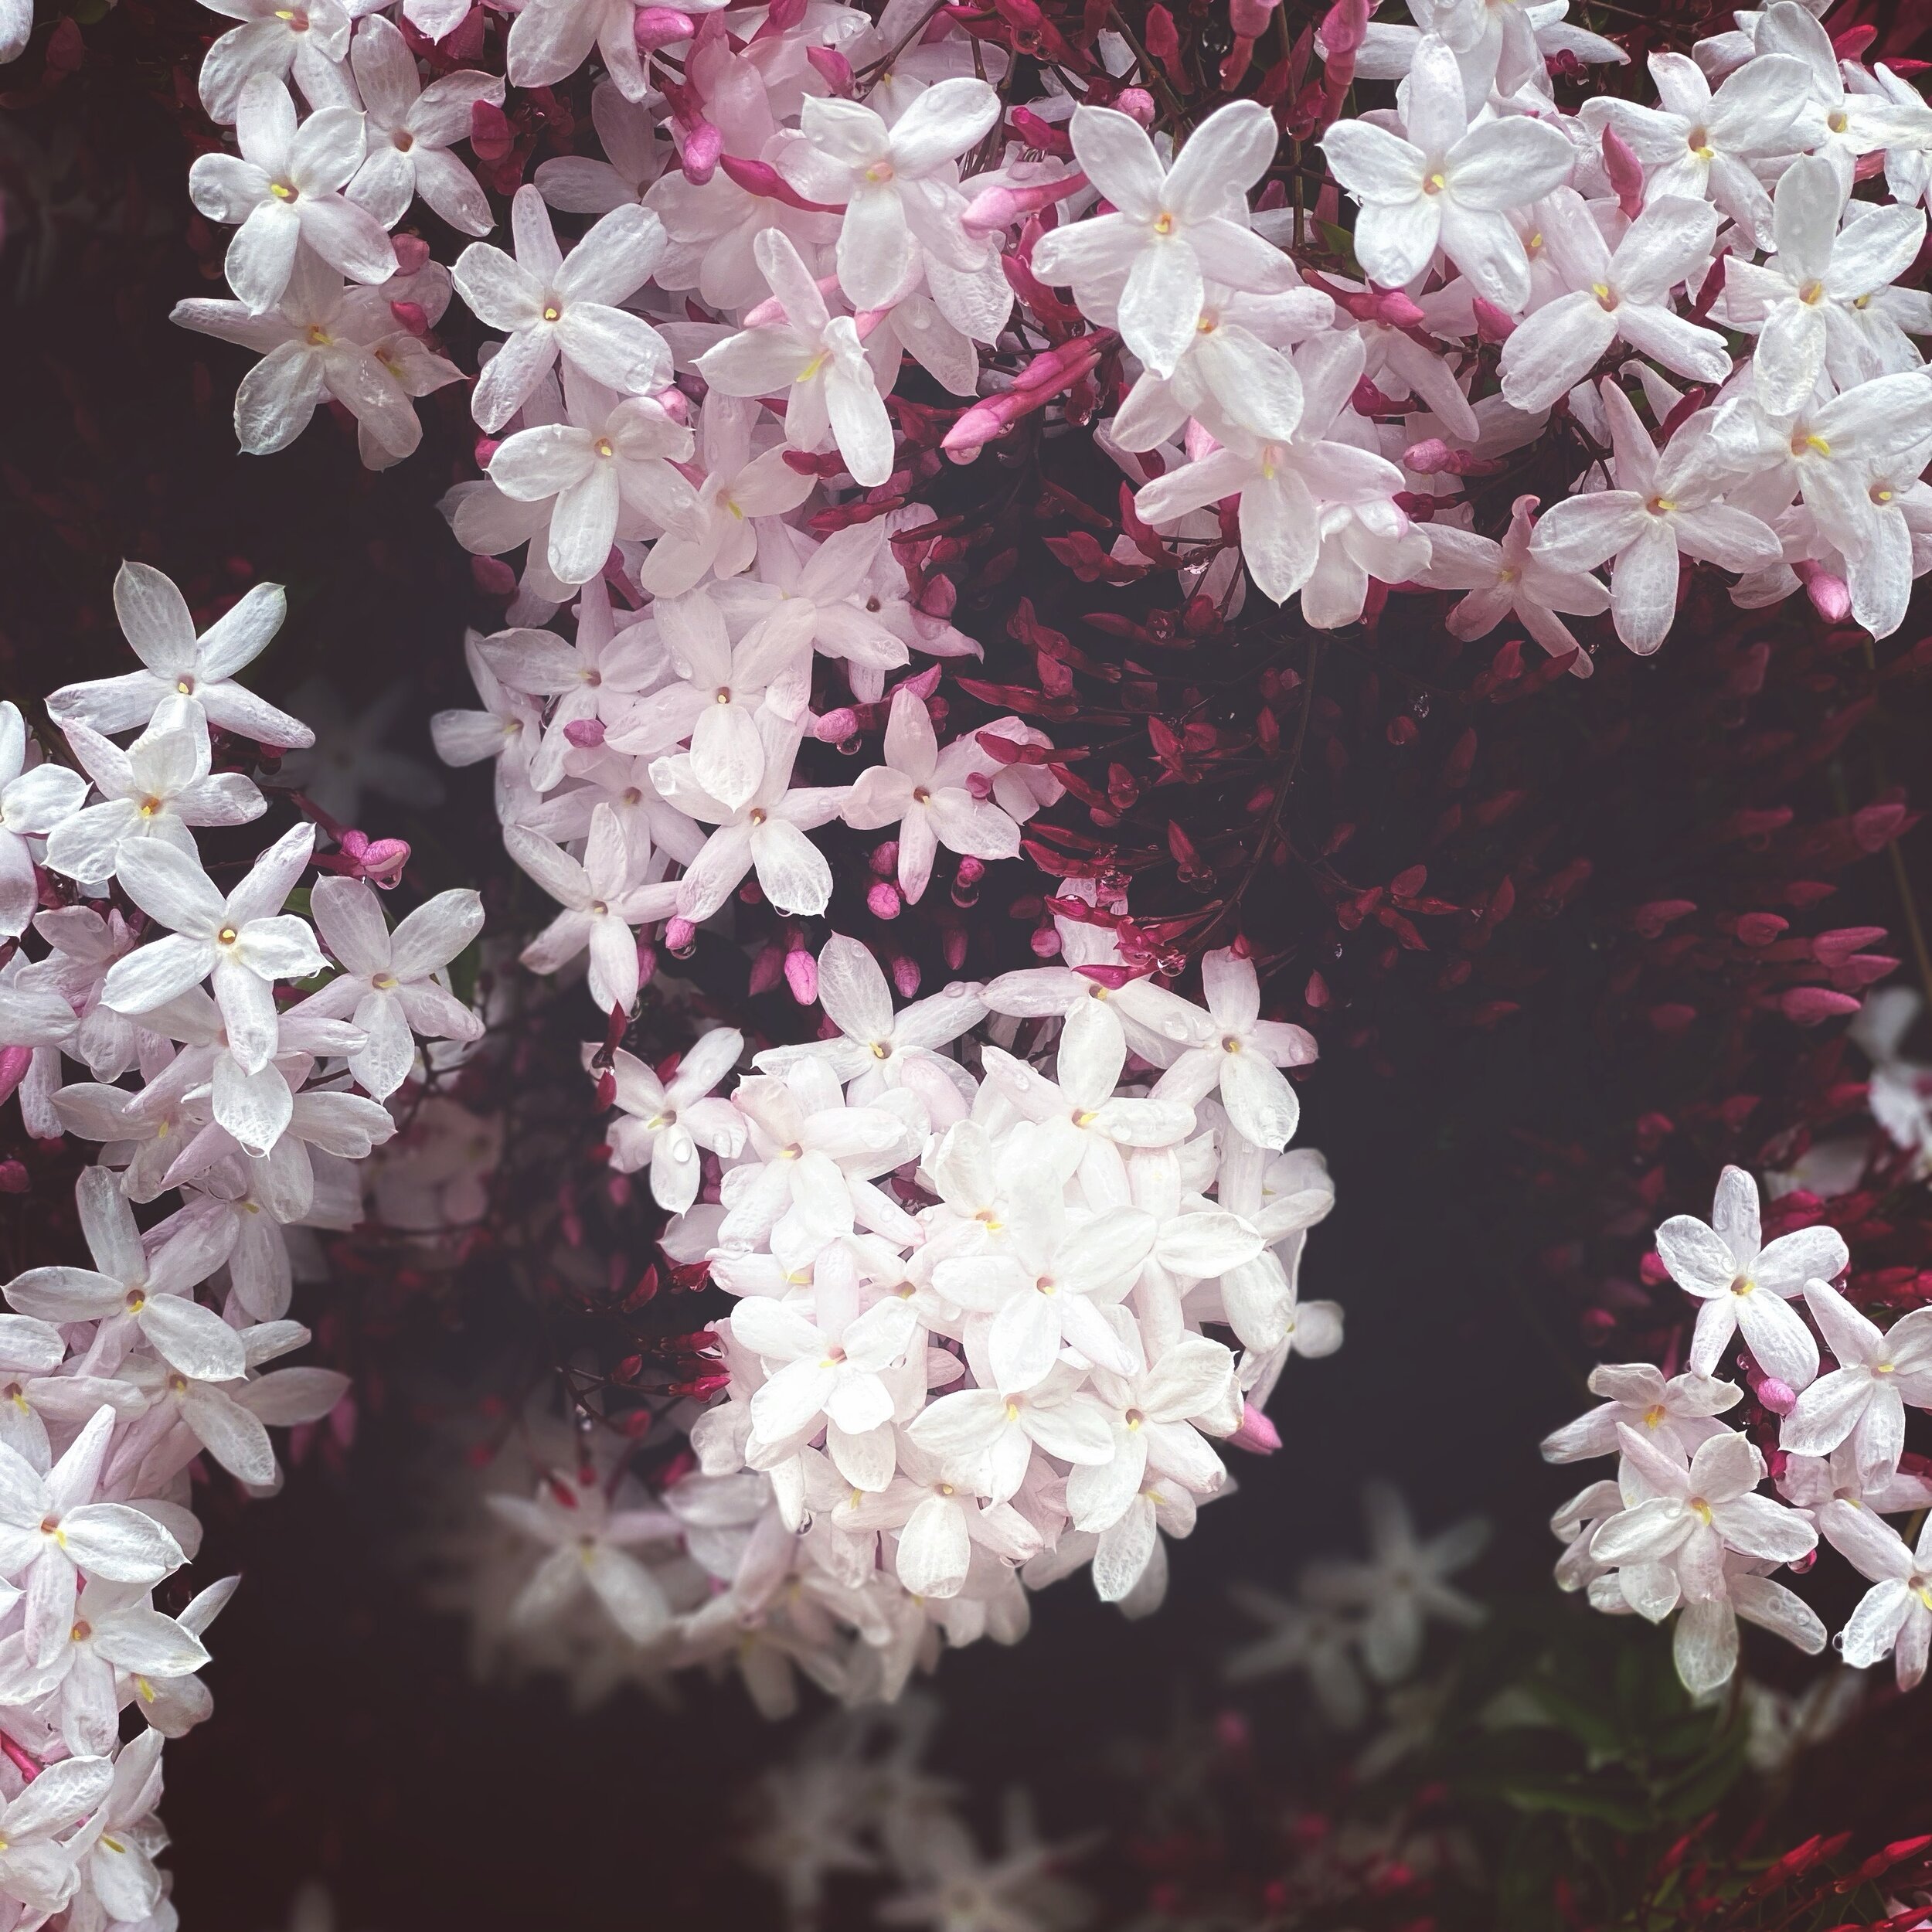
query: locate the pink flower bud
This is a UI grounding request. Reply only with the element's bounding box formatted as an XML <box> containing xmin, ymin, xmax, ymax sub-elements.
<box><xmin>1471</xmin><ymin>296</ymin><xmax>1517</xmax><ymax>343</ymax></box>
<box><xmin>563</xmin><ymin>718</ymin><xmax>607</xmax><ymax>748</ymax></box>
<box><xmin>388</xmin><ymin>299</ymin><xmax>429</xmax><ymax>338</ymax></box>
<box><xmin>1600</xmin><ymin>125</ymin><xmax>1645</xmax><ymax>220</ymax></box>
<box><xmin>1317</xmin><ymin>0</ymin><xmax>1368</xmax><ymax>55</ymax></box>
<box><xmin>1114</xmin><ymin>87</ymin><xmax>1157</xmax><ymax>126</ymax></box>
<box><xmin>1781</xmin><ymin>985</ymin><xmax>1862</xmax><ymax>1025</ymax></box>
<box><xmin>471</xmin><ymin>555</ymin><xmax>516</xmax><ymax>597</ymax></box>
<box><xmin>815</xmin><ymin>706</ymin><xmax>860</xmax><ymax>743</ymax></box>
<box><xmin>866</xmin><ymin>879</ymin><xmax>903</xmax><ymax>920</ymax></box>
<box><xmin>391</xmin><ymin>234</ymin><xmax>432</xmax><ymax>275</ymax></box>
<box><xmin>784</xmin><ymin>945</ymin><xmax>818</xmax><ymax>1005</ymax></box>
<box><xmin>633</xmin><ymin>5</ymin><xmax>695</xmax><ymax>49</ymax></box>
<box><xmin>869</xmin><ymin>839</ymin><xmax>900</xmax><ymax>878</ymax></box>
<box><xmin>716</xmin><ymin>153</ymin><xmax>842</xmax><ymax>213</ymax></box>
<box><xmin>1403</xmin><ymin>437</ymin><xmax>1458</xmax><ymax>475</ymax></box>
<box><xmin>652</xmin><ymin>384</ymin><xmax>689</xmax><ymax>423</ymax></box>
<box><xmin>679</xmin><ymin>120</ymin><xmax>723</xmax><ymax>185</ymax></box>
<box><xmin>805</xmin><ymin>43</ymin><xmax>853</xmax><ymax>92</ymax></box>
<box><xmin>1756</xmin><ymin>1376</ymin><xmax>1798</xmax><ymax>1416</ymax></box>
<box><xmin>943</xmin><ymin>927</ymin><xmax>968</xmax><ymax>971</ymax></box>
<box><xmin>0</xmin><ymin>1162</ymin><xmax>27</xmax><ymax>1196</ymax></box>
<box><xmin>665</xmin><ymin>917</ymin><xmax>699</xmax><ymax>957</ymax></box>
<box><xmin>470</xmin><ymin>99</ymin><xmax>513</xmax><ymax>164</ymax></box>
<box><xmin>1794</xmin><ymin>559</ymin><xmax>1852</xmax><ymax>623</ymax></box>
<box><xmin>1229</xmin><ymin>1403</ymin><xmax>1282</xmax><ymax>1453</ymax></box>
<box><xmin>890</xmin><ymin>953</ymin><xmax>921</xmax><ymax>998</ymax></box>
<box><xmin>1230</xmin><ymin>0</ymin><xmax>1276</xmax><ymax>36</ymax></box>
<box><xmin>962</xmin><ymin>172</ymin><xmax>1089</xmax><ymax>236</ymax></box>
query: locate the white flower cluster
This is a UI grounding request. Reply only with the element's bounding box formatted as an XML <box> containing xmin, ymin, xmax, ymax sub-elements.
<box><xmin>0</xmin><ymin>560</ymin><xmax>487</xmax><ymax>1921</ymax></box>
<box><xmin>141</xmin><ymin>0</ymin><xmax>1932</xmax><ymax>1070</ymax></box>
<box><xmin>1545</xmin><ymin>1164</ymin><xmax>1932</xmax><ymax>1699</ymax></box>
<box><xmin>472</xmin><ymin>910</ymin><xmax>1341</xmax><ymax>1708</ymax></box>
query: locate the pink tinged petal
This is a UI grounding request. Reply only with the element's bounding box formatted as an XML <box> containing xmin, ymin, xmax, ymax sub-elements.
<box><xmin>554</xmin><ymin>302</ymin><xmax>672</xmax><ymax>396</ymax></box>
<box><xmin>1434</xmin><ymin>201</ymin><xmax>1533</xmax><ymax>311</ymax></box>
<box><xmin>1734</xmin><ymin>1288</ymin><xmax>1821</xmax><ymax>1391</ymax></box>
<box><xmin>1319</xmin><ymin>119</ymin><xmax>1426</xmax><ymax>206</ymax></box>
<box><xmin>1119</xmin><ymin>237</ymin><xmax>1206</xmax><ymax>382</ymax></box>
<box><xmin>1237</xmin><ymin>467</ymin><xmax>1321</xmax><ymax>606</ymax></box>
<box><xmin>836</xmin><ymin>185</ymin><xmax>913</xmax><ymax>312</ymax></box>
<box><xmin>1841</xmin><ymin>1577</ymin><xmax>1913</xmax><ymax>1670</ymax></box>
<box><xmin>554</xmin><ymin>202</ymin><xmax>665</xmax><ymax>308</ymax></box>
<box><xmin>1445</xmin><ymin>114</ymin><xmax>1576</xmax><ymax>211</ymax></box>
<box><xmin>1350</xmin><ymin>194</ymin><xmax>1444</xmax><ymax>292</ymax></box>
<box><xmin>896</xmin><ymin>1493</ymin><xmax>971</xmax><ymax>1597</ymax></box>
<box><xmin>293</xmin><ymin>192</ymin><xmax>397</xmax><ymax>287</ymax></box>
<box><xmin>1093</xmin><ymin>1496</ymin><xmax>1158</xmax><ymax>1601</ymax></box>
<box><xmin>1753</xmin><ymin>1226</ymin><xmax>1849</xmax><ymax>1297</ymax></box>
<box><xmin>470</xmin><ymin>325</ymin><xmax>562</xmax><ymax>434</ymax></box>
<box><xmin>57</xmin><ymin>1503</ymin><xmax>183</xmax><ymax>1583</ymax></box>
<box><xmin>1220</xmin><ymin>1049</ymin><xmax>1301</xmax><ymax>1151</ymax></box>
<box><xmin>1163</xmin><ymin>97</ymin><xmax>1279</xmax><ymax>217</ymax></box>
<box><xmin>1688</xmin><ymin>1296</ymin><xmax>1738</xmax><ymax>1378</ymax></box>
<box><xmin>989</xmin><ymin>1291</ymin><xmax>1063</xmax><ymax>1393</ymax></box>
<box><xmin>1500</xmin><ymin>292</ymin><xmax>1619</xmax><ymax>413</ymax></box>
<box><xmin>1608</xmin><ymin>519</ymin><xmax>1681</xmax><ymax>656</ymax></box>
<box><xmin>750</xmin><ymin>817</ymin><xmax>833</xmax><ymax>917</ymax></box>
<box><xmin>1674</xmin><ymin>1598</ymin><xmax>1737</xmax><ymax>1696</ymax></box>
<box><xmin>1654</xmin><ymin>1215</ymin><xmax>1736</xmax><ymax>1298</ymax></box>
<box><xmin>180</xmin><ymin>1383</ymin><xmax>278</xmax><ymax>1485</ymax></box>
<box><xmin>1067</xmin><ymin>104</ymin><xmax>1167</xmax><ymax>223</ymax></box>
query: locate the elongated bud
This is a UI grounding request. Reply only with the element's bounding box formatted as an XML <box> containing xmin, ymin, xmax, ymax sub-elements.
<box><xmin>717</xmin><ymin>153</ymin><xmax>844</xmax><ymax>214</ymax></box>
<box><xmin>806</xmin><ymin>43</ymin><xmax>853</xmax><ymax>92</ymax></box>
<box><xmin>1795</xmin><ymin>558</ymin><xmax>1851</xmax><ymax>623</ymax></box>
<box><xmin>1229</xmin><ymin>1403</ymin><xmax>1282</xmax><ymax>1453</ymax></box>
<box><xmin>962</xmin><ymin>171</ymin><xmax>1089</xmax><ymax>236</ymax></box>
<box><xmin>942</xmin><ymin>334</ymin><xmax>1111</xmax><ymax>456</ymax></box>
<box><xmin>679</xmin><ymin>120</ymin><xmax>722</xmax><ymax>185</ymax></box>
<box><xmin>1317</xmin><ymin>0</ymin><xmax>1368</xmax><ymax>55</ymax></box>
<box><xmin>1230</xmin><ymin>0</ymin><xmax>1276</xmax><ymax>38</ymax></box>
<box><xmin>634</xmin><ymin>5</ymin><xmax>695</xmax><ymax>48</ymax></box>
<box><xmin>1600</xmin><ymin>126</ymin><xmax>1644</xmax><ymax>220</ymax></box>
<box><xmin>783</xmin><ymin>943</ymin><xmax>818</xmax><ymax>1005</ymax></box>
<box><xmin>1471</xmin><ymin>295</ymin><xmax>1517</xmax><ymax>342</ymax></box>
<box><xmin>0</xmin><ymin>1048</ymin><xmax>30</xmax><ymax>1108</ymax></box>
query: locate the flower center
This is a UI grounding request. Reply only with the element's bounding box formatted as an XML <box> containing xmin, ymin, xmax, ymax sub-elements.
<box><xmin>394</xmin><ymin>130</ymin><xmax>414</xmax><ymax>151</ymax></box>
<box><xmin>217</xmin><ymin>924</ymin><xmax>239</xmax><ymax>947</ymax></box>
<box><xmin>543</xmin><ymin>303</ymin><xmax>562</xmax><ymax>322</ymax></box>
<box><xmin>138</xmin><ymin>796</ymin><xmax>163</xmax><ymax>818</ymax></box>
<box><xmin>1642</xmin><ymin>1403</ymin><xmax>1667</xmax><ymax>1428</ymax></box>
<box><xmin>270</xmin><ymin>180</ymin><xmax>298</xmax><ymax>202</ymax></box>
<box><xmin>594</xmin><ymin>437</ymin><xmax>615</xmax><ymax>458</ymax></box>
<box><xmin>1799</xmin><ymin>279</ymin><xmax>1826</xmax><ymax>306</ymax></box>
<box><xmin>1152</xmin><ymin>210</ymin><xmax>1175</xmax><ymax>233</ymax></box>
<box><xmin>1730</xmin><ymin>1274</ymin><xmax>1755</xmax><ymax>1298</ymax></box>
<box><xmin>1422</xmin><ymin>172</ymin><xmax>1445</xmax><ymax>196</ymax></box>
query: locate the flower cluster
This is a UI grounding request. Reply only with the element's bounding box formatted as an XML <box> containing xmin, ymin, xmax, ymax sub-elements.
<box><xmin>737</xmin><ymin>1700</ymin><xmax>1094</xmax><ymax>1932</ymax></box>
<box><xmin>465</xmin><ymin>916</ymin><xmax>1339</xmax><ymax>1706</ymax></box>
<box><xmin>148</xmin><ymin>0</ymin><xmax>1932</xmax><ymax>1021</ymax></box>
<box><xmin>1546</xmin><ymin>1162</ymin><xmax>1932</xmax><ymax>1699</ymax></box>
<box><xmin>0</xmin><ymin>560</ymin><xmax>486</xmax><ymax>1920</ymax></box>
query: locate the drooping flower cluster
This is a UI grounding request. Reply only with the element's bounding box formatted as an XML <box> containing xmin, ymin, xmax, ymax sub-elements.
<box><xmin>147</xmin><ymin>0</ymin><xmax>1932</xmax><ymax>1093</ymax></box>
<box><xmin>0</xmin><ymin>561</ymin><xmax>486</xmax><ymax>1919</ymax></box>
<box><xmin>1545</xmin><ymin>1163</ymin><xmax>1932</xmax><ymax>1699</ymax></box>
<box><xmin>464</xmin><ymin>915</ymin><xmax>1339</xmax><ymax>1708</ymax></box>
